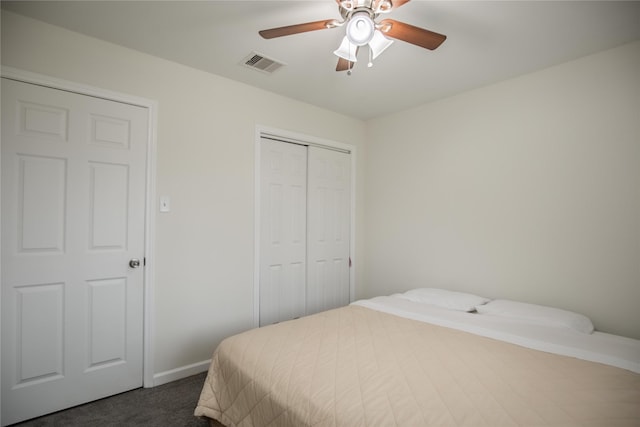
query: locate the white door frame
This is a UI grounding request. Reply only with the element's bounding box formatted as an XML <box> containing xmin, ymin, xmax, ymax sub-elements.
<box><xmin>0</xmin><ymin>67</ymin><xmax>158</xmax><ymax>400</ymax></box>
<box><xmin>253</xmin><ymin>125</ymin><xmax>356</xmax><ymax>328</ymax></box>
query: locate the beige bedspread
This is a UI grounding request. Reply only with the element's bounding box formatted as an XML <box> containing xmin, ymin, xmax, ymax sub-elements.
<box><xmin>194</xmin><ymin>305</ymin><xmax>640</xmax><ymax>426</ymax></box>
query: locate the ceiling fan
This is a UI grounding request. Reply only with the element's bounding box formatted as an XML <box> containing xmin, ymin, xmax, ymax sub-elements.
<box><xmin>259</xmin><ymin>0</ymin><xmax>446</xmax><ymax>73</ymax></box>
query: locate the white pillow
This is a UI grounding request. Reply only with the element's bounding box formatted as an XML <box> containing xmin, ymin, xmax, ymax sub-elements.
<box><xmin>398</xmin><ymin>288</ymin><xmax>490</xmax><ymax>312</ymax></box>
<box><xmin>475</xmin><ymin>299</ymin><xmax>594</xmax><ymax>334</ymax></box>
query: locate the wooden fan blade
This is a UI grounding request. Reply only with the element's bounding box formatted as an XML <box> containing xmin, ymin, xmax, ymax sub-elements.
<box><xmin>336</xmin><ymin>57</ymin><xmax>354</xmax><ymax>72</ymax></box>
<box><xmin>379</xmin><ymin>19</ymin><xmax>446</xmax><ymax>50</ymax></box>
<box><xmin>259</xmin><ymin>19</ymin><xmax>335</xmax><ymax>39</ymax></box>
<box><xmin>336</xmin><ymin>46</ymin><xmax>359</xmax><ymax>72</ymax></box>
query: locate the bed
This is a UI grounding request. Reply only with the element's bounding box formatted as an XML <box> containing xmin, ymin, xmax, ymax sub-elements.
<box><xmin>194</xmin><ymin>289</ymin><xmax>640</xmax><ymax>426</ymax></box>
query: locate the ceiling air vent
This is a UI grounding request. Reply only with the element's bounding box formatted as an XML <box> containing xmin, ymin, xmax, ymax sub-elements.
<box><xmin>242</xmin><ymin>52</ymin><xmax>285</xmax><ymax>74</ymax></box>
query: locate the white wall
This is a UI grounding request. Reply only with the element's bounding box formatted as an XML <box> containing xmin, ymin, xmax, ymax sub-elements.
<box><xmin>365</xmin><ymin>39</ymin><xmax>640</xmax><ymax>339</ymax></box>
<box><xmin>1</xmin><ymin>11</ymin><xmax>366</xmax><ymax>379</ymax></box>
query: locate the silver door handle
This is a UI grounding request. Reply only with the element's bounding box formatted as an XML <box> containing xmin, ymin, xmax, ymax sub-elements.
<box><xmin>129</xmin><ymin>259</ymin><xmax>141</xmax><ymax>268</ymax></box>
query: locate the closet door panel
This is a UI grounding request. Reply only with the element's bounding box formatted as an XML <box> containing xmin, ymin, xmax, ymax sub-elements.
<box><xmin>259</xmin><ymin>139</ymin><xmax>307</xmax><ymax>325</ymax></box>
<box><xmin>306</xmin><ymin>146</ymin><xmax>351</xmax><ymax>315</ymax></box>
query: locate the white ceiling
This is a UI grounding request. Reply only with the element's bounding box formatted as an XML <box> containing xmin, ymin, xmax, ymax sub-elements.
<box><xmin>3</xmin><ymin>1</ymin><xmax>640</xmax><ymax>120</ymax></box>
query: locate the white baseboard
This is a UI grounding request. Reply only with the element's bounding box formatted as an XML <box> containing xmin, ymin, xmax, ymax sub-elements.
<box><xmin>151</xmin><ymin>359</ymin><xmax>211</xmax><ymax>387</ymax></box>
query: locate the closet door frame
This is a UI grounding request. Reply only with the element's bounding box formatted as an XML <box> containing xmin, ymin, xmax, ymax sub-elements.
<box><xmin>253</xmin><ymin>125</ymin><xmax>356</xmax><ymax>328</ymax></box>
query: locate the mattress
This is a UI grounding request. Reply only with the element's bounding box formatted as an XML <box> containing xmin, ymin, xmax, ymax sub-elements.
<box><xmin>194</xmin><ymin>300</ymin><xmax>640</xmax><ymax>426</ymax></box>
<box><xmin>355</xmin><ymin>295</ymin><xmax>640</xmax><ymax>374</ymax></box>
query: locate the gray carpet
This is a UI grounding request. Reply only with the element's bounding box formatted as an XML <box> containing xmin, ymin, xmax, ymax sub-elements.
<box><xmin>11</xmin><ymin>372</ymin><xmax>223</xmax><ymax>427</ymax></box>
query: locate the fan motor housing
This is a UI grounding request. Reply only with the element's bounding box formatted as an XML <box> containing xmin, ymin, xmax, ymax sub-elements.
<box><xmin>339</xmin><ymin>1</ymin><xmax>381</xmax><ymax>20</ymax></box>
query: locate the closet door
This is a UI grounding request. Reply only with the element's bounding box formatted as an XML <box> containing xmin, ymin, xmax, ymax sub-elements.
<box><xmin>306</xmin><ymin>146</ymin><xmax>351</xmax><ymax>315</ymax></box>
<box><xmin>259</xmin><ymin>138</ymin><xmax>307</xmax><ymax>326</ymax></box>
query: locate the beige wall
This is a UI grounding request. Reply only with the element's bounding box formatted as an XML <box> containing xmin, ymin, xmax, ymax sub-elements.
<box><xmin>1</xmin><ymin>11</ymin><xmax>366</xmax><ymax>377</ymax></box>
<box><xmin>365</xmin><ymin>39</ymin><xmax>640</xmax><ymax>339</ymax></box>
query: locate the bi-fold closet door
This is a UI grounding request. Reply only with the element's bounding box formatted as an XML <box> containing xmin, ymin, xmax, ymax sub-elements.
<box><xmin>259</xmin><ymin>137</ymin><xmax>350</xmax><ymax>326</ymax></box>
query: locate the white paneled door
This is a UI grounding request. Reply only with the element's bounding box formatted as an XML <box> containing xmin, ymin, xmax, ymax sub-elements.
<box><xmin>1</xmin><ymin>78</ymin><xmax>148</xmax><ymax>425</ymax></box>
<box><xmin>306</xmin><ymin>146</ymin><xmax>351</xmax><ymax>315</ymax></box>
<box><xmin>259</xmin><ymin>139</ymin><xmax>308</xmax><ymax>326</ymax></box>
<box><xmin>259</xmin><ymin>137</ymin><xmax>350</xmax><ymax>326</ymax></box>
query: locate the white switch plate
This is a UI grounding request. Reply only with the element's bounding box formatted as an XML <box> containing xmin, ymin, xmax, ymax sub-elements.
<box><xmin>159</xmin><ymin>196</ymin><xmax>170</xmax><ymax>213</ymax></box>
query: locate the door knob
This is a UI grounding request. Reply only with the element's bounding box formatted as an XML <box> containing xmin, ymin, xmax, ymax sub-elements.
<box><xmin>129</xmin><ymin>258</ymin><xmax>141</xmax><ymax>268</ymax></box>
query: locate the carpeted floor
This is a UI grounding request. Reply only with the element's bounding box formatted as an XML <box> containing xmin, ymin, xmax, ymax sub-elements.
<box><xmin>11</xmin><ymin>372</ymin><xmax>223</xmax><ymax>427</ymax></box>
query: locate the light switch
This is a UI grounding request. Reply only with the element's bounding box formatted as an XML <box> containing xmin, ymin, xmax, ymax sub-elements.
<box><xmin>159</xmin><ymin>196</ymin><xmax>170</xmax><ymax>213</ymax></box>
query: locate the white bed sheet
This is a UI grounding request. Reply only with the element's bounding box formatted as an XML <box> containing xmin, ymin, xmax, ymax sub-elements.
<box><xmin>352</xmin><ymin>295</ymin><xmax>640</xmax><ymax>374</ymax></box>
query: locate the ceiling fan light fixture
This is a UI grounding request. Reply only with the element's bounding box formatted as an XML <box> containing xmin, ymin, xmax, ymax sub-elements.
<box><xmin>369</xmin><ymin>30</ymin><xmax>394</xmax><ymax>59</ymax></box>
<box><xmin>258</xmin><ymin>0</ymin><xmax>447</xmax><ymax>73</ymax></box>
<box><xmin>333</xmin><ymin>36</ymin><xmax>358</xmax><ymax>62</ymax></box>
<box><xmin>346</xmin><ymin>11</ymin><xmax>375</xmax><ymax>46</ymax></box>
